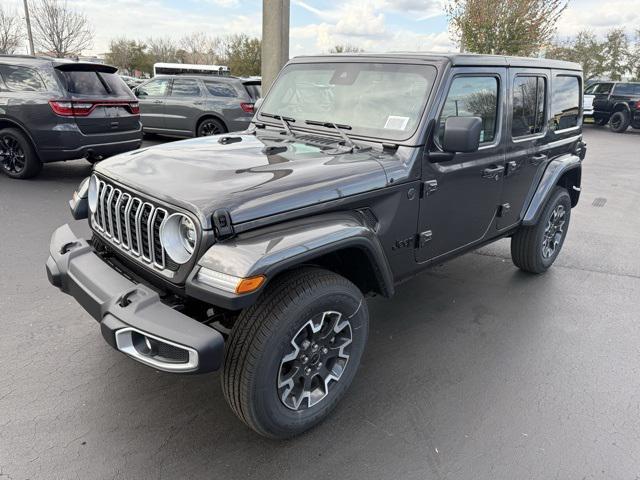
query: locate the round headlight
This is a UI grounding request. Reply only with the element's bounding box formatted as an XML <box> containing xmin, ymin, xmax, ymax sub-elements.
<box><xmin>88</xmin><ymin>175</ymin><xmax>99</xmax><ymax>213</ymax></box>
<box><xmin>160</xmin><ymin>213</ymin><xmax>197</xmax><ymax>264</ymax></box>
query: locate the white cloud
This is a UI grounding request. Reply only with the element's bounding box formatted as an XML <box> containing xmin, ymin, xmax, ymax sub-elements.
<box><xmin>556</xmin><ymin>0</ymin><xmax>640</xmax><ymax>38</ymax></box>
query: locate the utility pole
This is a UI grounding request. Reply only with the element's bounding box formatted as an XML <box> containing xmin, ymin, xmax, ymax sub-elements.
<box><xmin>261</xmin><ymin>0</ymin><xmax>290</xmax><ymax>93</ymax></box>
<box><xmin>23</xmin><ymin>0</ymin><xmax>35</xmax><ymax>55</ymax></box>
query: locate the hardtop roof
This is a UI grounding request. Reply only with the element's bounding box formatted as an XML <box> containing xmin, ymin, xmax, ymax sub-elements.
<box><xmin>289</xmin><ymin>52</ymin><xmax>582</xmax><ymax>72</ymax></box>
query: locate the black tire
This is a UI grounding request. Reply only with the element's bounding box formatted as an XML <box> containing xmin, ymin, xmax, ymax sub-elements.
<box><xmin>0</xmin><ymin>128</ymin><xmax>41</xmax><ymax>179</ymax></box>
<box><xmin>511</xmin><ymin>186</ymin><xmax>571</xmax><ymax>274</ymax></box>
<box><xmin>197</xmin><ymin>117</ymin><xmax>226</xmax><ymax>137</ymax></box>
<box><xmin>222</xmin><ymin>267</ymin><xmax>369</xmax><ymax>439</ymax></box>
<box><xmin>609</xmin><ymin>110</ymin><xmax>630</xmax><ymax>133</ymax></box>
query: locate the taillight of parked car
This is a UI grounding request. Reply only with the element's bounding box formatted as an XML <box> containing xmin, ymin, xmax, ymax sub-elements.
<box><xmin>635</xmin><ymin>101</ymin><xmax>640</xmax><ymax>110</ymax></box>
<box><xmin>240</xmin><ymin>103</ymin><xmax>255</xmax><ymax>114</ymax></box>
<box><xmin>49</xmin><ymin>100</ymin><xmax>140</xmax><ymax>117</ymax></box>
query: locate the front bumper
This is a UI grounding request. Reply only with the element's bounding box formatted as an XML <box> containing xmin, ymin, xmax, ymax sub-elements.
<box><xmin>45</xmin><ymin>224</ymin><xmax>224</xmax><ymax>373</ymax></box>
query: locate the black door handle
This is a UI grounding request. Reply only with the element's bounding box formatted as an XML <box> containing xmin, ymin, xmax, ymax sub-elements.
<box><xmin>530</xmin><ymin>154</ymin><xmax>547</xmax><ymax>166</ymax></box>
<box><xmin>153</xmin><ymin>100</ymin><xmax>164</xmax><ymax>104</ymax></box>
<box><xmin>482</xmin><ymin>165</ymin><xmax>505</xmax><ymax>179</ymax></box>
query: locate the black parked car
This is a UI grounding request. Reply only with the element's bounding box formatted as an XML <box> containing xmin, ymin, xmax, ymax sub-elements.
<box><xmin>0</xmin><ymin>55</ymin><xmax>142</xmax><ymax>179</ymax></box>
<box><xmin>134</xmin><ymin>75</ymin><xmax>261</xmax><ymax>137</ymax></box>
<box><xmin>47</xmin><ymin>53</ymin><xmax>585</xmax><ymax>438</ymax></box>
<box><xmin>585</xmin><ymin>81</ymin><xmax>640</xmax><ymax>132</ymax></box>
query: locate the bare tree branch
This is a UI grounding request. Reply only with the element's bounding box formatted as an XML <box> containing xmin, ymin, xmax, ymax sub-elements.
<box><xmin>31</xmin><ymin>0</ymin><xmax>93</xmax><ymax>58</ymax></box>
<box><xmin>0</xmin><ymin>5</ymin><xmax>23</xmax><ymax>54</ymax></box>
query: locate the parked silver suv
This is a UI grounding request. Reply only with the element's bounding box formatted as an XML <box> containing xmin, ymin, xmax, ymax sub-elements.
<box><xmin>134</xmin><ymin>75</ymin><xmax>261</xmax><ymax>137</ymax></box>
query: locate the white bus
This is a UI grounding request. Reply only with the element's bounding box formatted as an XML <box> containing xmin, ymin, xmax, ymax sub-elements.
<box><xmin>153</xmin><ymin>62</ymin><xmax>230</xmax><ymax>77</ymax></box>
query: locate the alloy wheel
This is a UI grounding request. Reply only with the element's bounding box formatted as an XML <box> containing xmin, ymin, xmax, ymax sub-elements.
<box><xmin>0</xmin><ymin>135</ymin><xmax>26</xmax><ymax>175</ymax></box>
<box><xmin>199</xmin><ymin>121</ymin><xmax>222</xmax><ymax>136</ymax></box>
<box><xmin>542</xmin><ymin>204</ymin><xmax>566</xmax><ymax>259</ymax></box>
<box><xmin>277</xmin><ymin>310</ymin><xmax>353</xmax><ymax>411</ymax></box>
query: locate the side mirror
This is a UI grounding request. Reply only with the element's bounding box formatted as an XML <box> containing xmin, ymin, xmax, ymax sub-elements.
<box><xmin>442</xmin><ymin>116</ymin><xmax>482</xmax><ymax>153</ymax></box>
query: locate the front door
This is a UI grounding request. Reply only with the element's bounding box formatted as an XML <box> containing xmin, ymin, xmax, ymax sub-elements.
<box><xmin>136</xmin><ymin>77</ymin><xmax>170</xmax><ymax>130</ymax></box>
<box><xmin>416</xmin><ymin>68</ymin><xmax>506</xmax><ymax>263</ymax></box>
<box><xmin>496</xmin><ymin>69</ymin><xmax>550</xmax><ymax>230</ymax></box>
<box><xmin>163</xmin><ymin>78</ymin><xmax>204</xmax><ymax>135</ymax></box>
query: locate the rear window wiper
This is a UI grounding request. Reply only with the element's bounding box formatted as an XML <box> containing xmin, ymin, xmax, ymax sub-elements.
<box><xmin>304</xmin><ymin>120</ymin><xmax>358</xmax><ymax>151</ymax></box>
<box><xmin>261</xmin><ymin>112</ymin><xmax>295</xmax><ymax>137</ymax></box>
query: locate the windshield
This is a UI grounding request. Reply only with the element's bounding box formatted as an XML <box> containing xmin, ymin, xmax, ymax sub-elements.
<box><xmin>259</xmin><ymin>62</ymin><xmax>436</xmax><ymax>141</ymax></box>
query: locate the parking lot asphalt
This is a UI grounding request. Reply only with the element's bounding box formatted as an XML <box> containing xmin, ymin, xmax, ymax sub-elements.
<box><xmin>1</xmin><ymin>125</ymin><xmax>639</xmax><ymax>480</ymax></box>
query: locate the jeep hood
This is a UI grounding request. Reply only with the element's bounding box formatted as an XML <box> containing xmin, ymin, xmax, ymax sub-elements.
<box><xmin>95</xmin><ymin>132</ymin><xmax>394</xmax><ymax>228</ymax></box>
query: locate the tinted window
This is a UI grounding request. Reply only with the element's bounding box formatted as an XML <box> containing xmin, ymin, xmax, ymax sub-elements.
<box><xmin>512</xmin><ymin>76</ymin><xmax>546</xmax><ymax>137</ymax></box>
<box><xmin>99</xmin><ymin>73</ymin><xmax>133</xmax><ymax>96</ymax></box>
<box><xmin>584</xmin><ymin>82</ymin><xmax>613</xmax><ymax>95</ymax></box>
<box><xmin>137</xmin><ymin>78</ymin><xmax>169</xmax><ymax>97</ymax></box>
<box><xmin>613</xmin><ymin>83</ymin><xmax>639</xmax><ymax>96</ymax></box>
<box><xmin>437</xmin><ymin>76</ymin><xmax>498</xmax><ymax>145</ymax></box>
<box><xmin>170</xmin><ymin>78</ymin><xmax>201</xmax><ymax>97</ymax></box>
<box><xmin>204</xmin><ymin>81</ymin><xmax>237</xmax><ymax>98</ymax></box>
<box><xmin>244</xmin><ymin>83</ymin><xmax>261</xmax><ymax>99</ymax></box>
<box><xmin>0</xmin><ymin>65</ymin><xmax>46</xmax><ymax>92</ymax></box>
<box><xmin>552</xmin><ymin>76</ymin><xmax>580</xmax><ymax>131</ymax></box>
<box><xmin>62</xmin><ymin>71</ymin><xmax>107</xmax><ymax>95</ymax></box>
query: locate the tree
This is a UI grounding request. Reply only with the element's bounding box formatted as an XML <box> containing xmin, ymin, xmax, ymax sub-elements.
<box><xmin>220</xmin><ymin>34</ymin><xmax>261</xmax><ymax>76</ymax></box>
<box><xmin>105</xmin><ymin>38</ymin><xmax>152</xmax><ymax>75</ymax></box>
<box><xmin>547</xmin><ymin>31</ymin><xmax>606</xmax><ymax>80</ymax></box>
<box><xmin>179</xmin><ymin>32</ymin><xmax>220</xmax><ymax>64</ymax></box>
<box><xmin>603</xmin><ymin>28</ymin><xmax>629</xmax><ymax>81</ymax></box>
<box><xmin>146</xmin><ymin>37</ymin><xmax>179</xmax><ymax>64</ymax></box>
<box><xmin>329</xmin><ymin>44</ymin><xmax>363</xmax><ymax>53</ymax></box>
<box><xmin>31</xmin><ymin>0</ymin><xmax>92</xmax><ymax>57</ymax></box>
<box><xmin>445</xmin><ymin>0</ymin><xmax>568</xmax><ymax>56</ymax></box>
<box><xmin>0</xmin><ymin>5</ymin><xmax>22</xmax><ymax>54</ymax></box>
<box><xmin>629</xmin><ymin>29</ymin><xmax>640</xmax><ymax>81</ymax></box>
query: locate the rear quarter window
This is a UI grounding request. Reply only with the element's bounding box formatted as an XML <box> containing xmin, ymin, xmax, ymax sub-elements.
<box><xmin>551</xmin><ymin>75</ymin><xmax>580</xmax><ymax>131</ymax></box>
<box><xmin>0</xmin><ymin>65</ymin><xmax>46</xmax><ymax>92</ymax></box>
<box><xmin>204</xmin><ymin>81</ymin><xmax>238</xmax><ymax>98</ymax></box>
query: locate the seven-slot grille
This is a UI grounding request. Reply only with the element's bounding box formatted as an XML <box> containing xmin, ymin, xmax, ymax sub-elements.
<box><xmin>91</xmin><ymin>178</ymin><xmax>171</xmax><ymax>271</ymax></box>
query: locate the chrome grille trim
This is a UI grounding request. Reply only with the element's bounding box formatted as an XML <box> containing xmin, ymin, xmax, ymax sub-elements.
<box><xmin>91</xmin><ymin>179</ymin><xmax>171</xmax><ymax>272</ymax></box>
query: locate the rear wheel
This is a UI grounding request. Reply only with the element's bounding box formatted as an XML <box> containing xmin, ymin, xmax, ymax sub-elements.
<box><xmin>511</xmin><ymin>187</ymin><xmax>571</xmax><ymax>274</ymax></box>
<box><xmin>222</xmin><ymin>267</ymin><xmax>368</xmax><ymax>439</ymax></box>
<box><xmin>197</xmin><ymin>118</ymin><xmax>226</xmax><ymax>137</ymax></box>
<box><xmin>609</xmin><ymin>111</ymin><xmax>630</xmax><ymax>133</ymax></box>
<box><xmin>0</xmin><ymin>128</ymin><xmax>41</xmax><ymax>179</ymax></box>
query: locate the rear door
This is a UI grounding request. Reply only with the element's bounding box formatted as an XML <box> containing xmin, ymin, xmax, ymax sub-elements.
<box><xmin>55</xmin><ymin>64</ymin><xmax>139</xmax><ymax>134</ymax></box>
<box><xmin>203</xmin><ymin>79</ymin><xmax>251</xmax><ymax>132</ymax></box>
<box><xmin>163</xmin><ymin>77</ymin><xmax>204</xmax><ymax>135</ymax></box>
<box><xmin>591</xmin><ymin>82</ymin><xmax>614</xmax><ymax>115</ymax></box>
<box><xmin>417</xmin><ymin>68</ymin><xmax>507</xmax><ymax>263</ymax></box>
<box><xmin>135</xmin><ymin>77</ymin><xmax>170</xmax><ymax>130</ymax></box>
<box><xmin>497</xmin><ymin>69</ymin><xmax>549</xmax><ymax>230</ymax></box>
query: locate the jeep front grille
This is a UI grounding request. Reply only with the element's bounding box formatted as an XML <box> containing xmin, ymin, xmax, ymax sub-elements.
<box><xmin>91</xmin><ymin>178</ymin><xmax>174</xmax><ymax>272</ymax></box>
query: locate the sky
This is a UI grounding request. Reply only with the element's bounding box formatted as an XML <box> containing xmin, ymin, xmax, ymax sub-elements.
<box><xmin>5</xmin><ymin>0</ymin><xmax>640</xmax><ymax>57</ymax></box>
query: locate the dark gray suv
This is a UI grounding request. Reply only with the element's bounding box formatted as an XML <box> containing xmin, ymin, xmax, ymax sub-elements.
<box><xmin>135</xmin><ymin>75</ymin><xmax>261</xmax><ymax>137</ymax></box>
<box><xmin>0</xmin><ymin>55</ymin><xmax>142</xmax><ymax>179</ymax></box>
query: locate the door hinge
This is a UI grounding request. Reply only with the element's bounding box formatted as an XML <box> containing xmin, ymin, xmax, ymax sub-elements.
<box><xmin>497</xmin><ymin>203</ymin><xmax>511</xmax><ymax>217</ymax></box>
<box><xmin>421</xmin><ymin>180</ymin><xmax>438</xmax><ymax>197</ymax></box>
<box><xmin>417</xmin><ymin>230</ymin><xmax>433</xmax><ymax>248</ymax></box>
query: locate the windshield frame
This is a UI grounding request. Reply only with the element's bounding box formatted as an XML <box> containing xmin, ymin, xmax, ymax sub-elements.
<box><xmin>256</xmin><ymin>59</ymin><xmax>439</xmax><ymax>145</ymax></box>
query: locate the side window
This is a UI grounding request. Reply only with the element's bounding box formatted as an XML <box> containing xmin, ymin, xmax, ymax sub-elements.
<box><xmin>170</xmin><ymin>78</ymin><xmax>201</xmax><ymax>97</ymax></box>
<box><xmin>436</xmin><ymin>76</ymin><xmax>498</xmax><ymax>146</ymax></box>
<box><xmin>204</xmin><ymin>81</ymin><xmax>238</xmax><ymax>98</ymax></box>
<box><xmin>613</xmin><ymin>83</ymin><xmax>635</xmax><ymax>96</ymax></box>
<box><xmin>137</xmin><ymin>78</ymin><xmax>169</xmax><ymax>97</ymax></box>
<box><xmin>551</xmin><ymin>76</ymin><xmax>580</xmax><ymax>131</ymax></box>
<box><xmin>0</xmin><ymin>65</ymin><xmax>46</xmax><ymax>92</ymax></box>
<box><xmin>512</xmin><ymin>76</ymin><xmax>546</xmax><ymax>138</ymax></box>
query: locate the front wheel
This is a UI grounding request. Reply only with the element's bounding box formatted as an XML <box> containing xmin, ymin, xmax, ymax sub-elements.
<box><xmin>222</xmin><ymin>267</ymin><xmax>369</xmax><ymax>439</ymax></box>
<box><xmin>511</xmin><ymin>187</ymin><xmax>571</xmax><ymax>274</ymax></box>
<box><xmin>609</xmin><ymin>111</ymin><xmax>630</xmax><ymax>133</ymax></box>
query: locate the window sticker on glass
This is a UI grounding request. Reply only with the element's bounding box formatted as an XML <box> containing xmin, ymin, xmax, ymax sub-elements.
<box><xmin>384</xmin><ymin>116</ymin><xmax>410</xmax><ymax>130</ymax></box>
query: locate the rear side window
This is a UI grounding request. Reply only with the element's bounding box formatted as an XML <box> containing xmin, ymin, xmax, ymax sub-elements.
<box><xmin>613</xmin><ymin>83</ymin><xmax>638</xmax><ymax>96</ymax></box>
<box><xmin>552</xmin><ymin>76</ymin><xmax>580</xmax><ymax>131</ymax></box>
<box><xmin>60</xmin><ymin>71</ymin><xmax>131</xmax><ymax>96</ymax></box>
<box><xmin>137</xmin><ymin>78</ymin><xmax>169</xmax><ymax>97</ymax></box>
<box><xmin>437</xmin><ymin>76</ymin><xmax>499</xmax><ymax>145</ymax></box>
<box><xmin>244</xmin><ymin>83</ymin><xmax>261</xmax><ymax>99</ymax></box>
<box><xmin>0</xmin><ymin>65</ymin><xmax>46</xmax><ymax>92</ymax></box>
<box><xmin>204</xmin><ymin>81</ymin><xmax>237</xmax><ymax>98</ymax></box>
<box><xmin>170</xmin><ymin>78</ymin><xmax>201</xmax><ymax>97</ymax></box>
<box><xmin>512</xmin><ymin>76</ymin><xmax>546</xmax><ymax>138</ymax></box>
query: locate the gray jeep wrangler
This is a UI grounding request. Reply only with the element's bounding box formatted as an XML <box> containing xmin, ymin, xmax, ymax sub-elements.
<box><xmin>46</xmin><ymin>53</ymin><xmax>586</xmax><ymax>438</ymax></box>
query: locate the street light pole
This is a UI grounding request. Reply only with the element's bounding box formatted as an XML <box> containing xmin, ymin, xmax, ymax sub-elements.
<box><xmin>261</xmin><ymin>0</ymin><xmax>290</xmax><ymax>93</ymax></box>
<box><xmin>23</xmin><ymin>0</ymin><xmax>35</xmax><ymax>55</ymax></box>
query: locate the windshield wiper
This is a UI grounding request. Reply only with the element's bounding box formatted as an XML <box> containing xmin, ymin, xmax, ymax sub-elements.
<box><xmin>304</xmin><ymin>120</ymin><xmax>358</xmax><ymax>151</ymax></box>
<box><xmin>261</xmin><ymin>112</ymin><xmax>295</xmax><ymax>137</ymax></box>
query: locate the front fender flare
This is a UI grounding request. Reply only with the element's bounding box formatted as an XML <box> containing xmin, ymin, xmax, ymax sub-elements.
<box><xmin>186</xmin><ymin>211</ymin><xmax>394</xmax><ymax>309</ymax></box>
<box><xmin>522</xmin><ymin>153</ymin><xmax>581</xmax><ymax>226</ymax></box>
